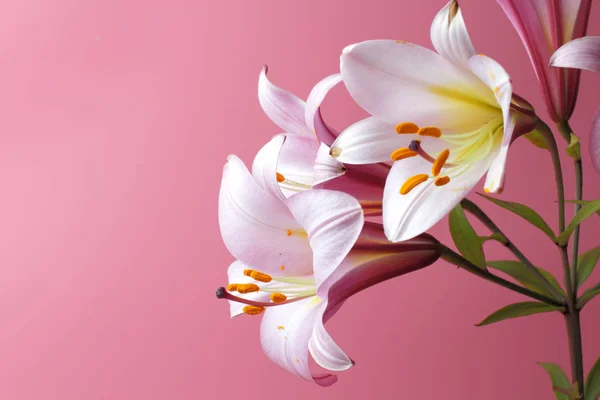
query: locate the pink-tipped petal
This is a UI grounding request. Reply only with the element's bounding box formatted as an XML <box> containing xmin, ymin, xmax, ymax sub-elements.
<box><xmin>252</xmin><ymin>134</ymin><xmax>287</xmax><ymax>200</ymax></box>
<box><xmin>260</xmin><ymin>297</ymin><xmax>339</xmax><ymax>386</ymax></box>
<box><xmin>308</xmin><ymin>302</ymin><xmax>354</xmax><ymax>372</ymax></box>
<box><xmin>258</xmin><ymin>66</ymin><xmax>310</xmax><ymax>135</ymax></box>
<box><xmin>305</xmin><ymin>74</ymin><xmax>342</xmax><ymax>133</ymax></box>
<box><xmin>313</xmin><ymin>107</ymin><xmax>339</xmax><ymax>146</ymax></box>
<box><xmin>285</xmin><ymin>190</ymin><xmax>364</xmax><ymax>294</ymax></box>
<box><xmin>591</xmin><ymin>107</ymin><xmax>600</xmax><ymax>173</ymax></box>
<box><xmin>315</xmin><ymin>162</ymin><xmax>388</xmax><ymax>204</ymax></box>
<box><xmin>497</xmin><ymin>0</ymin><xmax>592</xmax><ymax>121</ymax></box>
<box><xmin>383</xmin><ymin>155</ymin><xmax>494</xmax><ymax>242</ymax></box>
<box><xmin>313</xmin><ymin>143</ymin><xmax>346</xmax><ymax>186</ymax></box>
<box><xmin>550</xmin><ymin>36</ymin><xmax>600</xmax><ymax>73</ymax></box>
<box><xmin>218</xmin><ymin>155</ymin><xmax>312</xmax><ymax>275</ymax></box>
<box><xmin>318</xmin><ymin>222</ymin><xmax>441</xmax><ymax>295</ymax></box>
<box><xmin>340</xmin><ymin>40</ymin><xmax>497</xmax><ymax>131</ymax></box>
<box><xmin>430</xmin><ymin>1</ymin><xmax>476</xmax><ymax>67</ymax></box>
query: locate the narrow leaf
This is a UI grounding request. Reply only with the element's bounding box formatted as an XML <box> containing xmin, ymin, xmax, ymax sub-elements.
<box><xmin>577</xmin><ymin>283</ymin><xmax>600</xmax><ymax>309</ymax></box>
<box><xmin>558</xmin><ymin>200</ymin><xmax>600</xmax><ymax>246</ymax></box>
<box><xmin>577</xmin><ymin>247</ymin><xmax>600</xmax><ymax>286</ymax></box>
<box><xmin>478</xmin><ymin>233</ymin><xmax>508</xmax><ymax>245</ymax></box>
<box><xmin>585</xmin><ymin>357</ymin><xmax>600</xmax><ymax>400</ymax></box>
<box><xmin>478</xmin><ymin>193</ymin><xmax>557</xmax><ymax>242</ymax></box>
<box><xmin>539</xmin><ymin>363</ymin><xmax>572</xmax><ymax>400</ymax></box>
<box><xmin>524</xmin><ymin>130</ymin><xmax>549</xmax><ymax>149</ymax></box>
<box><xmin>553</xmin><ymin>383</ymin><xmax>582</xmax><ymax>399</ymax></box>
<box><xmin>565</xmin><ymin>200</ymin><xmax>600</xmax><ymax>217</ymax></box>
<box><xmin>566</xmin><ymin>133</ymin><xmax>581</xmax><ymax>160</ymax></box>
<box><xmin>449</xmin><ymin>204</ymin><xmax>486</xmax><ymax>270</ymax></box>
<box><xmin>488</xmin><ymin>260</ymin><xmax>565</xmax><ymax>298</ymax></box>
<box><xmin>476</xmin><ymin>302</ymin><xmax>563</xmax><ymax>327</ymax></box>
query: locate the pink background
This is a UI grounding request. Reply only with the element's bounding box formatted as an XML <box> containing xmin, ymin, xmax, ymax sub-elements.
<box><xmin>0</xmin><ymin>0</ymin><xmax>598</xmax><ymax>398</ymax></box>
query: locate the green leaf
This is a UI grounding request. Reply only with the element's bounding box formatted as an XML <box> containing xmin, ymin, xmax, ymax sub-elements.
<box><xmin>577</xmin><ymin>283</ymin><xmax>600</xmax><ymax>309</ymax></box>
<box><xmin>476</xmin><ymin>302</ymin><xmax>563</xmax><ymax>327</ymax></box>
<box><xmin>577</xmin><ymin>247</ymin><xmax>600</xmax><ymax>286</ymax></box>
<box><xmin>449</xmin><ymin>204</ymin><xmax>486</xmax><ymax>270</ymax></box>
<box><xmin>566</xmin><ymin>133</ymin><xmax>581</xmax><ymax>160</ymax></box>
<box><xmin>539</xmin><ymin>363</ymin><xmax>572</xmax><ymax>400</ymax></box>
<box><xmin>558</xmin><ymin>200</ymin><xmax>600</xmax><ymax>246</ymax></box>
<box><xmin>478</xmin><ymin>193</ymin><xmax>557</xmax><ymax>242</ymax></box>
<box><xmin>478</xmin><ymin>233</ymin><xmax>508</xmax><ymax>245</ymax></box>
<box><xmin>554</xmin><ymin>383</ymin><xmax>582</xmax><ymax>399</ymax></box>
<box><xmin>487</xmin><ymin>260</ymin><xmax>565</xmax><ymax>298</ymax></box>
<box><xmin>524</xmin><ymin>130</ymin><xmax>549</xmax><ymax>149</ymax></box>
<box><xmin>585</xmin><ymin>357</ymin><xmax>600</xmax><ymax>400</ymax></box>
<box><xmin>565</xmin><ymin>200</ymin><xmax>600</xmax><ymax>217</ymax></box>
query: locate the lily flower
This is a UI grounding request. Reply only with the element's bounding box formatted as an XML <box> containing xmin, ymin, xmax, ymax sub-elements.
<box><xmin>551</xmin><ymin>36</ymin><xmax>600</xmax><ymax>172</ymax></box>
<box><xmin>497</xmin><ymin>0</ymin><xmax>593</xmax><ymax>122</ymax></box>
<box><xmin>253</xmin><ymin>66</ymin><xmax>389</xmax><ymax>212</ymax></box>
<box><xmin>330</xmin><ymin>0</ymin><xmax>536</xmax><ymax>242</ymax></box>
<box><xmin>217</xmin><ymin>155</ymin><xmax>440</xmax><ymax>386</ymax></box>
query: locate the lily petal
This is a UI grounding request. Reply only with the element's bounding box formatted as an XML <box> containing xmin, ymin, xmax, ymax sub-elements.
<box><xmin>314</xmin><ymin>107</ymin><xmax>340</xmax><ymax>146</ymax></box>
<box><xmin>227</xmin><ymin>260</ymin><xmax>273</xmax><ymax>318</ymax></box>
<box><xmin>591</xmin><ymin>107</ymin><xmax>600</xmax><ymax>173</ymax></box>
<box><xmin>305</xmin><ymin>74</ymin><xmax>342</xmax><ymax>133</ymax></box>
<box><xmin>467</xmin><ymin>55</ymin><xmax>514</xmax><ymax>194</ymax></box>
<box><xmin>258</xmin><ymin>66</ymin><xmax>310</xmax><ymax>135</ymax></box>
<box><xmin>285</xmin><ymin>190</ymin><xmax>364</xmax><ymax>293</ymax></box>
<box><xmin>313</xmin><ymin>143</ymin><xmax>346</xmax><ymax>186</ymax></box>
<box><xmin>319</xmin><ymin>222</ymin><xmax>441</xmax><ymax>294</ymax></box>
<box><xmin>219</xmin><ymin>155</ymin><xmax>313</xmax><ymax>275</ymax></box>
<box><xmin>308</xmin><ymin>300</ymin><xmax>354</xmax><ymax>372</ymax></box>
<box><xmin>332</xmin><ymin>117</ymin><xmax>416</xmax><ymax>164</ymax></box>
<box><xmin>316</xmin><ymin>163</ymin><xmax>387</xmax><ymax>204</ymax></box>
<box><xmin>497</xmin><ymin>0</ymin><xmax>592</xmax><ymax>121</ymax></box>
<box><xmin>260</xmin><ymin>297</ymin><xmax>338</xmax><ymax>386</ymax></box>
<box><xmin>340</xmin><ymin>40</ymin><xmax>498</xmax><ymax>132</ymax></box>
<box><xmin>430</xmin><ymin>0</ymin><xmax>476</xmax><ymax>67</ymax></box>
<box><xmin>383</xmin><ymin>155</ymin><xmax>494</xmax><ymax>242</ymax></box>
<box><xmin>252</xmin><ymin>134</ymin><xmax>287</xmax><ymax>200</ymax></box>
<box><xmin>277</xmin><ymin>135</ymin><xmax>320</xmax><ymax>197</ymax></box>
<box><xmin>550</xmin><ymin>36</ymin><xmax>600</xmax><ymax>73</ymax></box>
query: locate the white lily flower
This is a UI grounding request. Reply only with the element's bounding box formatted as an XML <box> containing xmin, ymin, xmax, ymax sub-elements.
<box><xmin>217</xmin><ymin>155</ymin><xmax>440</xmax><ymax>385</ymax></box>
<box><xmin>330</xmin><ymin>0</ymin><xmax>536</xmax><ymax>242</ymax></box>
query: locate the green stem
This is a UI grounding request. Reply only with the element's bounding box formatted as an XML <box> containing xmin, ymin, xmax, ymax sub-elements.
<box><xmin>537</xmin><ymin>120</ymin><xmax>572</xmax><ymax>291</ymax></box>
<box><xmin>539</xmin><ymin>119</ymin><xmax>584</xmax><ymax>397</ymax></box>
<box><xmin>461</xmin><ymin>199</ymin><xmax>565</xmax><ymax>302</ymax></box>
<box><xmin>558</xmin><ymin>121</ymin><xmax>583</xmax><ymax>294</ymax></box>
<box><xmin>438</xmin><ymin>244</ymin><xmax>565</xmax><ymax>307</ymax></box>
<box><xmin>565</xmin><ymin>311</ymin><xmax>585</xmax><ymax>397</ymax></box>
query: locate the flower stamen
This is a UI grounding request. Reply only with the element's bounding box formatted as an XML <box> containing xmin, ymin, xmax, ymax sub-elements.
<box><xmin>395</xmin><ymin>122</ymin><xmax>419</xmax><ymax>134</ymax></box>
<box><xmin>400</xmin><ymin>174</ymin><xmax>429</xmax><ymax>195</ymax></box>
<box><xmin>249</xmin><ymin>270</ymin><xmax>272</xmax><ymax>283</ymax></box>
<box><xmin>243</xmin><ymin>306</ymin><xmax>265</xmax><ymax>315</ymax></box>
<box><xmin>417</xmin><ymin>126</ymin><xmax>442</xmax><ymax>138</ymax></box>
<box><xmin>236</xmin><ymin>283</ymin><xmax>260</xmax><ymax>294</ymax></box>
<box><xmin>270</xmin><ymin>293</ymin><xmax>287</xmax><ymax>303</ymax></box>
<box><xmin>434</xmin><ymin>176</ymin><xmax>451</xmax><ymax>186</ymax></box>
<box><xmin>390</xmin><ymin>147</ymin><xmax>418</xmax><ymax>161</ymax></box>
<box><xmin>432</xmin><ymin>149</ymin><xmax>450</xmax><ymax>177</ymax></box>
